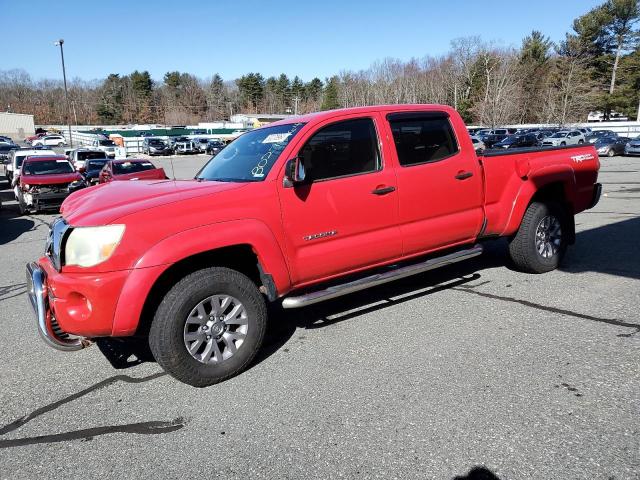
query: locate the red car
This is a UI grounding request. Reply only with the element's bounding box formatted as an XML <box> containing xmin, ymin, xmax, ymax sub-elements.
<box><xmin>26</xmin><ymin>104</ymin><xmax>601</xmax><ymax>387</ymax></box>
<box><xmin>17</xmin><ymin>155</ymin><xmax>82</xmax><ymax>214</ymax></box>
<box><xmin>98</xmin><ymin>159</ymin><xmax>167</xmax><ymax>183</ymax></box>
<box><xmin>25</xmin><ymin>132</ymin><xmax>46</xmax><ymax>143</ymax></box>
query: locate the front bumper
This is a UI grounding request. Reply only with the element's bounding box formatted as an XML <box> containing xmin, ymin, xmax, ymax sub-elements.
<box><xmin>24</xmin><ymin>191</ymin><xmax>69</xmax><ymax>210</ymax></box>
<box><xmin>26</xmin><ymin>262</ymin><xmax>90</xmax><ymax>351</ymax></box>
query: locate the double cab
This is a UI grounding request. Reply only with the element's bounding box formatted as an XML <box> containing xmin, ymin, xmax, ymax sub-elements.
<box><xmin>26</xmin><ymin>105</ymin><xmax>601</xmax><ymax>387</ymax></box>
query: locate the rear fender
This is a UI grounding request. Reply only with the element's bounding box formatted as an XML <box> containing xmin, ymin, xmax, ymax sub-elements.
<box><xmin>502</xmin><ymin>165</ymin><xmax>576</xmax><ymax>236</ymax></box>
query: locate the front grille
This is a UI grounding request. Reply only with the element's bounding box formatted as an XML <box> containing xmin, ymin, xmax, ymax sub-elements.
<box><xmin>39</xmin><ymin>183</ymin><xmax>70</xmax><ymax>194</ymax></box>
<box><xmin>46</xmin><ymin>217</ymin><xmax>70</xmax><ymax>271</ymax></box>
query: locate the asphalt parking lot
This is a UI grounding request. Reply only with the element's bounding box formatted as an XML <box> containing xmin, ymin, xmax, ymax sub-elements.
<box><xmin>0</xmin><ymin>153</ymin><xmax>638</xmax><ymax>479</ymax></box>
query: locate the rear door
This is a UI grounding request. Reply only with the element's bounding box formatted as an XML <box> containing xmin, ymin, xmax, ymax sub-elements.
<box><xmin>278</xmin><ymin>114</ymin><xmax>402</xmax><ymax>285</ymax></box>
<box><xmin>383</xmin><ymin>111</ymin><xmax>484</xmax><ymax>256</ymax></box>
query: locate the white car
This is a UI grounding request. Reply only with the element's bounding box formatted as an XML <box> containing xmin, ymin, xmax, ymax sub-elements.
<box><xmin>32</xmin><ymin>134</ymin><xmax>66</xmax><ymax>147</ymax></box>
<box><xmin>90</xmin><ymin>138</ymin><xmax>118</xmax><ymax>158</ymax></box>
<box><xmin>541</xmin><ymin>130</ymin><xmax>585</xmax><ymax>147</ymax></box>
<box><xmin>67</xmin><ymin>148</ymin><xmax>108</xmax><ymax>171</ymax></box>
<box><xmin>4</xmin><ymin>148</ymin><xmax>55</xmax><ymax>186</ymax></box>
<box><xmin>470</xmin><ymin>136</ymin><xmax>485</xmax><ymax>151</ymax></box>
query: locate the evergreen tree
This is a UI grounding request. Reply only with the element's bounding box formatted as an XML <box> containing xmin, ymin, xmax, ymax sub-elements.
<box><xmin>321</xmin><ymin>76</ymin><xmax>340</xmax><ymax>110</ymax></box>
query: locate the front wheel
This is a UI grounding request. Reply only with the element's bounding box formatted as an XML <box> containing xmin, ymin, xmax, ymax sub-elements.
<box><xmin>607</xmin><ymin>149</ymin><xmax>615</xmax><ymax>157</ymax></box>
<box><xmin>560</xmin><ymin>141</ymin><xmax>566</xmax><ymax>146</ymax></box>
<box><xmin>508</xmin><ymin>201</ymin><xmax>569</xmax><ymax>273</ymax></box>
<box><xmin>57</xmin><ymin>142</ymin><xmax>64</xmax><ymax>147</ymax></box>
<box><xmin>578</xmin><ymin>139</ymin><xmax>584</xmax><ymax>144</ymax></box>
<box><xmin>149</xmin><ymin>267</ymin><xmax>267</xmax><ymax>387</ymax></box>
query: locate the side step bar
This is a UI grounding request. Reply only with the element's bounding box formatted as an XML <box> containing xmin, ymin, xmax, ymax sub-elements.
<box><xmin>281</xmin><ymin>244</ymin><xmax>483</xmax><ymax>309</ymax></box>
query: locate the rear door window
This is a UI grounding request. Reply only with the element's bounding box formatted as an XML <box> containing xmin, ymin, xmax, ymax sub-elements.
<box><xmin>388</xmin><ymin>114</ymin><xmax>459</xmax><ymax>166</ymax></box>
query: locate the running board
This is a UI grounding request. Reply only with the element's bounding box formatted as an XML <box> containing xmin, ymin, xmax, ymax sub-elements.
<box><xmin>281</xmin><ymin>244</ymin><xmax>483</xmax><ymax>309</ymax></box>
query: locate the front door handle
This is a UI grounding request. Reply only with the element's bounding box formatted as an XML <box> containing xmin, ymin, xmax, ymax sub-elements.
<box><xmin>372</xmin><ymin>186</ymin><xmax>396</xmax><ymax>195</ymax></box>
<box><xmin>455</xmin><ymin>171</ymin><xmax>473</xmax><ymax>180</ymax></box>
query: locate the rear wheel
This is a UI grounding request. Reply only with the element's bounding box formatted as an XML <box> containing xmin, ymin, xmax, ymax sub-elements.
<box><xmin>508</xmin><ymin>201</ymin><xmax>569</xmax><ymax>273</ymax></box>
<box><xmin>57</xmin><ymin>142</ymin><xmax>64</xmax><ymax>147</ymax></box>
<box><xmin>149</xmin><ymin>267</ymin><xmax>267</xmax><ymax>387</ymax></box>
<box><xmin>578</xmin><ymin>139</ymin><xmax>584</xmax><ymax>144</ymax></box>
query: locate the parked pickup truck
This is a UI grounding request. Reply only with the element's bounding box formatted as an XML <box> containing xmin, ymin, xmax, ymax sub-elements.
<box><xmin>26</xmin><ymin>104</ymin><xmax>601</xmax><ymax>387</ymax></box>
<box><xmin>17</xmin><ymin>155</ymin><xmax>82</xmax><ymax>214</ymax></box>
<box><xmin>98</xmin><ymin>159</ymin><xmax>167</xmax><ymax>183</ymax></box>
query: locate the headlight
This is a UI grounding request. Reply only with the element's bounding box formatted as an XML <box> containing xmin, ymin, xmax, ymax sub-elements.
<box><xmin>64</xmin><ymin>225</ymin><xmax>125</xmax><ymax>267</ymax></box>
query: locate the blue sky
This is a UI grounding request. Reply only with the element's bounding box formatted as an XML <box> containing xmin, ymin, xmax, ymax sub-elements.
<box><xmin>3</xmin><ymin>0</ymin><xmax>603</xmax><ymax>83</ymax></box>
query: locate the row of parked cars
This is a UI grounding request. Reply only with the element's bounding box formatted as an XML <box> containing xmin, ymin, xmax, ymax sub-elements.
<box><xmin>468</xmin><ymin>126</ymin><xmax>638</xmax><ymax>157</ymax></box>
<box><xmin>141</xmin><ymin>136</ymin><xmax>226</xmax><ymax>156</ymax></box>
<box><xmin>0</xmin><ymin>145</ymin><xmax>169</xmax><ymax>214</ymax></box>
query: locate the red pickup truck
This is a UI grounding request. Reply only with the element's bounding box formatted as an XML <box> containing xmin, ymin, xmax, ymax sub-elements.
<box><xmin>26</xmin><ymin>105</ymin><xmax>601</xmax><ymax>387</ymax></box>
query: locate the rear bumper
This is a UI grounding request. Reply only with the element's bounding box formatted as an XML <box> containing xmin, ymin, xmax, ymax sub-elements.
<box><xmin>26</xmin><ymin>262</ymin><xmax>90</xmax><ymax>351</ymax></box>
<box><xmin>588</xmin><ymin>183</ymin><xmax>602</xmax><ymax>209</ymax></box>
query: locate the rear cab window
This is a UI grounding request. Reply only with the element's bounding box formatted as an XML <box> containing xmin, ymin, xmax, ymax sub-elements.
<box><xmin>387</xmin><ymin>113</ymin><xmax>459</xmax><ymax>166</ymax></box>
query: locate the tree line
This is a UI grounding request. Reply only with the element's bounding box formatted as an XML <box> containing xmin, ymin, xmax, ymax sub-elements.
<box><xmin>1</xmin><ymin>0</ymin><xmax>638</xmax><ymax>127</ymax></box>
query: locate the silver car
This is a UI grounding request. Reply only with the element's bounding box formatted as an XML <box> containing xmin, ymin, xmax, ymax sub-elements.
<box><xmin>542</xmin><ymin>130</ymin><xmax>585</xmax><ymax>147</ymax></box>
<box><xmin>624</xmin><ymin>138</ymin><xmax>640</xmax><ymax>156</ymax></box>
<box><xmin>470</xmin><ymin>136</ymin><xmax>485</xmax><ymax>152</ymax></box>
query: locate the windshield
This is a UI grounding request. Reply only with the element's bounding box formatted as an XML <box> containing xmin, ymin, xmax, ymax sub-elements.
<box><xmin>550</xmin><ymin>132</ymin><xmax>567</xmax><ymax>138</ymax></box>
<box><xmin>197</xmin><ymin>123</ymin><xmax>306</xmax><ymax>182</ymax></box>
<box><xmin>23</xmin><ymin>159</ymin><xmax>74</xmax><ymax>175</ymax></box>
<box><xmin>77</xmin><ymin>151</ymin><xmax>107</xmax><ymax>161</ymax></box>
<box><xmin>113</xmin><ymin>161</ymin><xmax>155</xmax><ymax>174</ymax></box>
<box><xmin>86</xmin><ymin>159</ymin><xmax>108</xmax><ymax>171</ymax></box>
<box><xmin>99</xmin><ymin>140</ymin><xmax>116</xmax><ymax>146</ymax></box>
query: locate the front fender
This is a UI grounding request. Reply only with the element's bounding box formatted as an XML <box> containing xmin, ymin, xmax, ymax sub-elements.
<box><xmin>111</xmin><ymin>219</ymin><xmax>291</xmax><ymax>336</ymax></box>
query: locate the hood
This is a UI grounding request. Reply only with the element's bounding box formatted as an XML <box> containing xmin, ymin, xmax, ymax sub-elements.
<box><xmin>20</xmin><ymin>172</ymin><xmax>82</xmax><ymax>185</ymax></box>
<box><xmin>61</xmin><ymin>179</ymin><xmax>248</xmax><ymax>225</ymax></box>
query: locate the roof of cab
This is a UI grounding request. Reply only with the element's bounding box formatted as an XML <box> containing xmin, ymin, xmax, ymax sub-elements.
<box><xmin>268</xmin><ymin>104</ymin><xmax>456</xmax><ymax>127</ymax></box>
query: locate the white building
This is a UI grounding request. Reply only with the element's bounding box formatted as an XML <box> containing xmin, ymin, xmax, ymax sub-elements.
<box><xmin>230</xmin><ymin>113</ymin><xmax>294</xmax><ymax>128</ymax></box>
<box><xmin>0</xmin><ymin>112</ymin><xmax>35</xmax><ymax>139</ymax></box>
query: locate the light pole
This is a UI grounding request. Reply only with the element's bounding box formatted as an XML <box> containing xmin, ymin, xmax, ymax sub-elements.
<box><xmin>54</xmin><ymin>39</ymin><xmax>73</xmax><ymax>147</ymax></box>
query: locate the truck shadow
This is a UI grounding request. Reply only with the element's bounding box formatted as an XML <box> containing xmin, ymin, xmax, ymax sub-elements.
<box><xmin>0</xmin><ymin>214</ymin><xmax>35</xmax><ymax>245</ymax></box>
<box><xmin>254</xmin><ymin>242</ymin><xmax>508</xmax><ymax>367</ymax></box>
<box><xmin>561</xmin><ymin>216</ymin><xmax>640</xmax><ymax>280</ymax></box>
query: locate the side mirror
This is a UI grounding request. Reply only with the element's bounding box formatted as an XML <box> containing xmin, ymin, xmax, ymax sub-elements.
<box><xmin>284</xmin><ymin>157</ymin><xmax>306</xmax><ymax>187</ymax></box>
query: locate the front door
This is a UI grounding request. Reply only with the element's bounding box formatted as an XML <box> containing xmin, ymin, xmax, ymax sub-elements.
<box><xmin>278</xmin><ymin>115</ymin><xmax>402</xmax><ymax>286</ymax></box>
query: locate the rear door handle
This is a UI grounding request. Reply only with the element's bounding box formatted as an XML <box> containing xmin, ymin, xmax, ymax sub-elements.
<box><xmin>371</xmin><ymin>186</ymin><xmax>396</xmax><ymax>195</ymax></box>
<box><xmin>455</xmin><ymin>171</ymin><xmax>473</xmax><ymax>180</ymax></box>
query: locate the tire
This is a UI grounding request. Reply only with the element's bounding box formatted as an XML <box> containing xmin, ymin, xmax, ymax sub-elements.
<box><xmin>560</xmin><ymin>141</ymin><xmax>566</xmax><ymax>146</ymax></box>
<box><xmin>508</xmin><ymin>201</ymin><xmax>569</xmax><ymax>273</ymax></box>
<box><xmin>578</xmin><ymin>139</ymin><xmax>584</xmax><ymax>144</ymax></box>
<box><xmin>57</xmin><ymin>142</ymin><xmax>64</xmax><ymax>147</ymax></box>
<box><xmin>607</xmin><ymin>149</ymin><xmax>615</xmax><ymax>157</ymax></box>
<box><xmin>149</xmin><ymin>267</ymin><xmax>267</xmax><ymax>387</ymax></box>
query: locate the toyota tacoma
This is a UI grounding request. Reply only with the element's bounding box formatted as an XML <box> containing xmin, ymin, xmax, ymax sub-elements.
<box><xmin>26</xmin><ymin>105</ymin><xmax>601</xmax><ymax>387</ymax></box>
